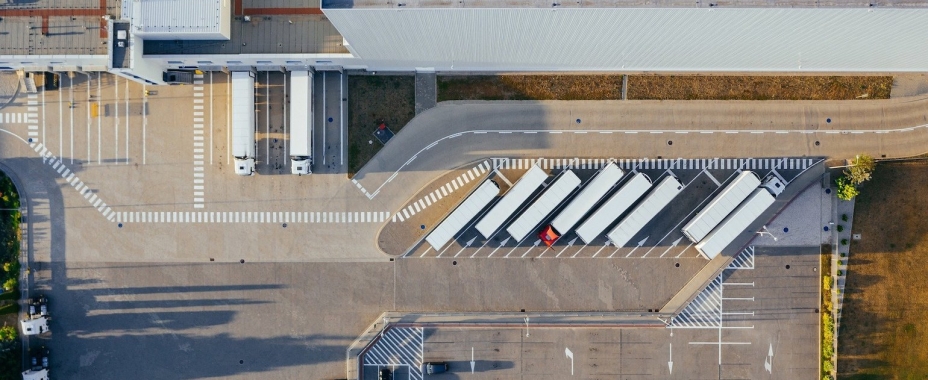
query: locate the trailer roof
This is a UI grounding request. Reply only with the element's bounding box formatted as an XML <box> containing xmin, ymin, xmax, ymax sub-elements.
<box><xmin>231</xmin><ymin>72</ymin><xmax>256</xmax><ymax>157</ymax></box>
<box><xmin>475</xmin><ymin>165</ymin><xmax>548</xmax><ymax>238</ymax></box>
<box><xmin>507</xmin><ymin>170</ymin><xmax>581</xmax><ymax>242</ymax></box>
<box><xmin>682</xmin><ymin>171</ymin><xmax>761</xmax><ymax>243</ymax></box>
<box><xmin>574</xmin><ymin>172</ymin><xmax>652</xmax><ymax>245</ymax></box>
<box><xmin>426</xmin><ymin>180</ymin><xmax>500</xmax><ymax>251</ymax></box>
<box><xmin>550</xmin><ymin>163</ymin><xmax>624</xmax><ymax>234</ymax></box>
<box><xmin>695</xmin><ymin>188</ymin><xmax>775</xmax><ymax>260</ymax></box>
<box><xmin>289</xmin><ymin>71</ymin><xmax>312</xmax><ymax>156</ymax></box>
<box><xmin>607</xmin><ymin>176</ymin><xmax>683</xmax><ymax>248</ymax></box>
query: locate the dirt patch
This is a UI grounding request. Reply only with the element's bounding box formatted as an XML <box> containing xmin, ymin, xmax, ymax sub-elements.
<box><xmin>629</xmin><ymin>75</ymin><xmax>892</xmax><ymax>100</ymax></box>
<box><xmin>437</xmin><ymin>75</ymin><xmax>893</xmax><ymax>101</ymax></box>
<box><xmin>347</xmin><ymin>74</ymin><xmax>415</xmax><ymax>176</ymax></box>
<box><xmin>438</xmin><ymin>75</ymin><xmax>624</xmax><ymax>101</ymax></box>
<box><xmin>837</xmin><ymin>161</ymin><xmax>928</xmax><ymax>379</ymax></box>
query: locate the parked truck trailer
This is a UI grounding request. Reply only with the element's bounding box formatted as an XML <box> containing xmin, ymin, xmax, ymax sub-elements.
<box><xmin>289</xmin><ymin>71</ymin><xmax>313</xmax><ymax>175</ymax></box>
<box><xmin>231</xmin><ymin>71</ymin><xmax>257</xmax><ymax>176</ymax></box>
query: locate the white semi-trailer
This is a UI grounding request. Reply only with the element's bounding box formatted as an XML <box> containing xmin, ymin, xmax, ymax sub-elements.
<box><xmin>232</xmin><ymin>71</ymin><xmax>256</xmax><ymax>176</ymax></box>
<box><xmin>289</xmin><ymin>71</ymin><xmax>313</xmax><ymax>175</ymax></box>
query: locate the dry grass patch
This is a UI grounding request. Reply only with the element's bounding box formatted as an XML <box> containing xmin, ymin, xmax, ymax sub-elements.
<box><xmin>628</xmin><ymin>75</ymin><xmax>892</xmax><ymax>100</ymax></box>
<box><xmin>347</xmin><ymin>75</ymin><xmax>415</xmax><ymax>176</ymax></box>
<box><xmin>837</xmin><ymin>161</ymin><xmax>928</xmax><ymax>379</ymax></box>
<box><xmin>438</xmin><ymin>75</ymin><xmax>624</xmax><ymax>101</ymax></box>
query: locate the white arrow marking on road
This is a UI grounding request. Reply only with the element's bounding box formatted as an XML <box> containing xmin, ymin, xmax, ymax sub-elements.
<box><xmin>525</xmin><ymin>317</ymin><xmax>530</xmax><ymax>337</ymax></box>
<box><xmin>485</xmin><ymin>237</ymin><xmax>510</xmax><ymax>258</ymax></box>
<box><xmin>658</xmin><ymin>237</ymin><xmax>684</xmax><ymax>258</ymax></box>
<box><xmin>565</xmin><ymin>347</ymin><xmax>574</xmax><ymax>376</ymax></box>
<box><xmin>454</xmin><ymin>236</ymin><xmax>477</xmax><ymax>257</ymax></box>
<box><xmin>623</xmin><ymin>236</ymin><xmax>649</xmax><ymax>258</ymax></box>
<box><xmin>556</xmin><ymin>237</ymin><xmax>578</xmax><ymax>257</ymax></box>
<box><xmin>521</xmin><ymin>239</ymin><xmax>542</xmax><ymax>258</ymax></box>
<box><xmin>471</xmin><ymin>347</ymin><xmax>475</xmax><ymax>373</ymax></box>
<box><xmin>668</xmin><ymin>343</ymin><xmax>673</xmax><ymax>374</ymax></box>
<box><xmin>764</xmin><ymin>343</ymin><xmax>773</xmax><ymax>373</ymax></box>
<box><xmin>592</xmin><ymin>240</ymin><xmax>611</xmax><ymax>258</ymax></box>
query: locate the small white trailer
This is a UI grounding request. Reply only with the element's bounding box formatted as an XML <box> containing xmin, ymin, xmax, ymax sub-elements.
<box><xmin>607</xmin><ymin>176</ymin><xmax>683</xmax><ymax>248</ymax></box>
<box><xmin>550</xmin><ymin>162</ymin><xmax>624</xmax><ymax>235</ymax></box>
<box><xmin>475</xmin><ymin>165</ymin><xmax>548</xmax><ymax>238</ymax></box>
<box><xmin>575</xmin><ymin>172</ymin><xmax>652</xmax><ymax>244</ymax></box>
<box><xmin>231</xmin><ymin>71</ymin><xmax>256</xmax><ymax>176</ymax></box>
<box><xmin>695</xmin><ymin>188</ymin><xmax>776</xmax><ymax>260</ymax></box>
<box><xmin>426</xmin><ymin>180</ymin><xmax>500</xmax><ymax>251</ymax></box>
<box><xmin>289</xmin><ymin>71</ymin><xmax>313</xmax><ymax>175</ymax></box>
<box><xmin>682</xmin><ymin>171</ymin><xmax>761</xmax><ymax>243</ymax></box>
<box><xmin>506</xmin><ymin>170</ymin><xmax>581</xmax><ymax>241</ymax></box>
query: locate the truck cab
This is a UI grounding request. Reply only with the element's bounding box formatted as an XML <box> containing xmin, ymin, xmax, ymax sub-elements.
<box><xmin>234</xmin><ymin>157</ymin><xmax>255</xmax><ymax>176</ymax></box>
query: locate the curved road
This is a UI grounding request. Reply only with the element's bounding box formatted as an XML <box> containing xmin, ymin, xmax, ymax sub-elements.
<box><xmin>355</xmin><ymin>96</ymin><xmax>928</xmax><ymax>210</ymax></box>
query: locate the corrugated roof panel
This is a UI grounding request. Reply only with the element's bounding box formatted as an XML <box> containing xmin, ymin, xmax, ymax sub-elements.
<box><xmin>426</xmin><ymin>180</ymin><xmax>500</xmax><ymax>251</ymax></box>
<box><xmin>607</xmin><ymin>176</ymin><xmax>683</xmax><ymax>248</ymax></box>
<box><xmin>507</xmin><ymin>170</ymin><xmax>581</xmax><ymax>241</ymax></box>
<box><xmin>324</xmin><ymin>8</ymin><xmax>928</xmax><ymax>72</ymax></box>
<box><xmin>695</xmin><ymin>188</ymin><xmax>776</xmax><ymax>260</ymax></box>
<box><xmin>575</xmin><ymin>172</ymin><xmax>652</xmax><ymax>244</ymax></box>
<box><xmin>550</xmin><ymin>163</ymin><xmax>624</xmax><ymax>234</ymax></box>
<box><xmin>475</xmin><ymin>165</ymin><xmax>548</xmax><ymax>238</ymax></box>
<box><xmin>682</xmin><ymin>171</ymin><xmax>761</xmax><ymax>243</ymax></box>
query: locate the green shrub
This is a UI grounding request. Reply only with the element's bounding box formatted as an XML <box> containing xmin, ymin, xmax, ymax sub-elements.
<box><xmin>837</xmin><ymin>270</ymin><xmax>844</xmax><ymax>276</ymax></box>
<box><xmin>836</xmin><ymin>177</ymin><xmax>859</xmax><ymax>201</ymax></box>
<box><xmin>0</xmin><ymin>326</ymin><xmax>15</xmax><ymax>342</ymax></box>
<box><xmin>1</xmin><ymin>279</ymin><xmax>15</xmax><ymax>292</ymax></box>
<box><xmin>836</xmin><ymin>225</ymin><xmax>844</xmax><ymax>232</ymax></box>
<box><xmin>840</xmin><ymin>252</ymin><xmax>846</xmax><ymax>258</ymax></box>
<box><xmin>841</xmin><ymin>214</ymin><xmax>848</xmax><ymax>222</ymax></box>
<box><xmin>841</xmin><ymin>238</ymin><xmax>848</xmax><ymax>246</ymax></box>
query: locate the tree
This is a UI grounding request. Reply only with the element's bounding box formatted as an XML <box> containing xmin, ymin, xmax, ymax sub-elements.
<box><xmin>836</xmin><ymin>177</ymin><xmax>859</xmax><ymax>201</ymax></box>
<box><xmin>0</xmin><ymin>326</ymin><xmax>15</xmax><ymax>343</ymax></box>
<box><xmin>844</xmin><ymin>154</ymin><xmax>876</xmax><ymax>185</ymax></box>
<box><xmin>1</xmin><ymin>279</ymin><xmax>15</xmax><ymax>293</ymax></box>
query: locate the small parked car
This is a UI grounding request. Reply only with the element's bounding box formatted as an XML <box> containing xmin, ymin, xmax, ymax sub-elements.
<box><xmin>423</xmin><ymin>362</ymin><xmax>449</xmax><ymax>375</ymax></box>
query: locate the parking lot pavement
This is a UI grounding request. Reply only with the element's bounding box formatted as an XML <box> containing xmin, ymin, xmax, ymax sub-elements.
<box><xmin>314</xmin><ymin>70</ymin><xmax>347</xmax><ymax>174</ymax></box>
<box><xmin>360</xmin><ymin>246</ymin><xmax>818</xmax><ymax>379</ymax></box>
<box><xmin>407</xmin><ymin>157</ymin><xmax>821</xmax><ymax>260</ymax></box>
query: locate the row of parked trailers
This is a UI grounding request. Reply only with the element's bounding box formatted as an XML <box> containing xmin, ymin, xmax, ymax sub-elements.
<box><xmin>425</xmin><ymin>162</ymin><xmax>781</xmax><ymax>260</ymax></box>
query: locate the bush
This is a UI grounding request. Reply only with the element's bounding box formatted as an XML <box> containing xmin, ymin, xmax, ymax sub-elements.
<box><xmin>837</xmin><ymin>270</ymin><xmax>844</xmax><ymax>276</ymax></box>
<box><xmin>840</xmin><ymin>252</ymin><xmax>846</xmax><ymax>258</ymax></box>
<box><xmin>0</xmin><ymin>326</ymin><xmax>15</xmax><ymax>343</ymax></box>
<box><xmin>844</xmin><ymin>154</ymin><xmax>876</xmax><ymax>185</ymax></box>
<box><xmin>836</xmin><ymin>225</ymin><xmax>844</xmax><ymax>232</ymax></box>
<box><xmin>823</xmin><ymin>275</ymin><xmax>832</xmax><ymax>292</ymax></box>
<box><xmin>841</xmin><ymin>214</ymin><xmax>848</xmax><ymax>222</ymax></box>
<box><xmin>836</xmin><ymin>176</ymin><xmax>859</xmax><ymax>201</ymax></box>
<box><xmin>841</xmin><ymin>238</ymin><xmax>849</xmax><ymax>246</ymax></box>
<box><xmin>1</xmin><ymin>279</ymin><xmax>15</xmax><ymax>293</ymax></box>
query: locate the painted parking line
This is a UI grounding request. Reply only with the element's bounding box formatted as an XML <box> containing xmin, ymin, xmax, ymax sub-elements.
<box><xmin>114</xmin><ymin>211</ymin><xmax>391</xmax><ymax>224</ymax></box>
<box><xmin>392</xmin><ymin>160</ymin><xmax>491</xmax><ymax>223</ymax></box>
<box><xmin>668</xmin><ymin>246</ymin><xmax>756</xmax><ymax>329</ymax></box>
<box><xmin>362</xmin><ymin>327</ymin><xmax>424</xmax><ymax>380</ymax></box>
<box><xmin>193</xmin><ymin>76</ymin><xmax>206</xmax><ymax>209</ymax></box>
<box><xmin>30</xmin><ymin>142</ymin><xmax>114</xmax><ymax>221</ymax></box>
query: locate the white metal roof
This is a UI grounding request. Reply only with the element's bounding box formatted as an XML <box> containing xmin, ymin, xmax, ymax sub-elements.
<box><xmin>231</xmin><ymin>72</ymin><xmax>255</xmax><ymax>158</ymax></box>
<box><xmin>21</xmin><ymin>369</ymin><xmax>48</xmax><ymax>380</ymax></box>
<box><xmin>682</xmin><ymin>171</ymin><xmax>761</xmax><ymax>243</ymax></box>
<box><xmin>323</xmin><ymin>8</ymin><xmax>928</xmax><ymax>72</ymax></box>
<box><xmin>607</xmin><ymin>176</ymin><xmax>683</xmax><ymax>248</ymax></box>
<box><xmin>20</xmin><ymin>317</ymin><xmax>48</xmax><ymax>336</ymax></box>
<box><xmin>695</xmin><ymin>188</ymin><xmax>776</xmax><ymax>260</ymax></box>
<box><xmin>506</xmin><ymin>170</ymin><xmax>581</xmax><ymax>241</ymax></box>
<box><xmin>550</xmin><ymin>163</ymin><xmax>624</xmax><ymax>234</ymax></box>
<box><xmin>475</xmin><ymin>165</ymin><xmax>548</xmax><ymax>238</ymax></box>
<box><xmin>130</xmin><ymin>0</ymin><xmax>231</xmax><ymax>40</ymax></box>
<box><xmin>289</xmin><ymin>71</ymin><xmax>313</xmax><ymax>157</ymax></box>
<box><xmin>575</xmin><ymin>172</ymin><xmax>651</xmax><ymax>245</ymax></box>
<box><xmin>426</xmin><ymin>180</ymin><xmax>500</xmax><ymax>251</ymax></box>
